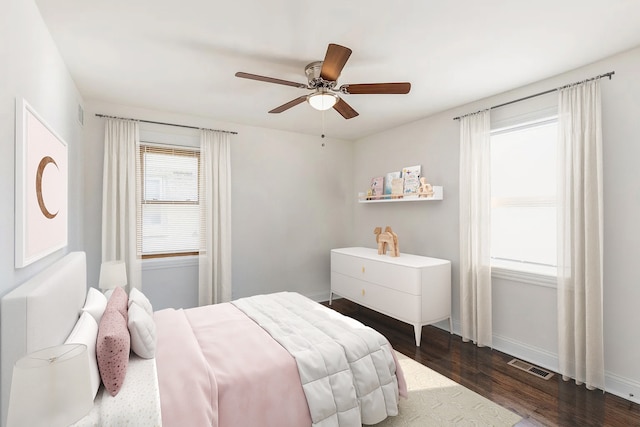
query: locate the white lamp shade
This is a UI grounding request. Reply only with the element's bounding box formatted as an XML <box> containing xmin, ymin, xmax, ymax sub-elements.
<box><xmin>98</xmin><ymin>260</ymin><xmax>128</xmax><ymax>290</ymax></box>
<box><xmin>7</xmin><ymin>344</ymin><xmax>93</xmax><ymax>427</ymax></box>
<box><xmin>308</xmin><ymin>92</ymin><xmax>338</xmax><ymax>111</ymax></box>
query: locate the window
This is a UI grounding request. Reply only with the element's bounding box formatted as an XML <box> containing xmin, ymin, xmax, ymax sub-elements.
<box><xmin>490</xmin><ymin>118</ymin><xmax>557</xmax><ymax>278</ymax></box>
<box><xmin>138</xmin><ymin>144</ymin><xmax>200</xmax><ymax>258</ymax></box>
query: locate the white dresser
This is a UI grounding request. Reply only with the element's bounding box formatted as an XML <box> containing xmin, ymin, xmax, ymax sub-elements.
<box><xmin>330</xmin><ymin>247</ymin><xmax>451</xmax><ymax>346</ymax></box>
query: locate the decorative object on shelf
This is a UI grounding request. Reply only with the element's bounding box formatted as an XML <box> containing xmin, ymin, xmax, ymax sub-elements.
<box><xmin>391</xmin><ymin>178</ymin><xmax>404</xmax><ymax>199</ymax></box>
<box><xmin>417</xmin><ymin>177</ymin><xmax>434</xmax><ymax>198</ymax></box>
<box><xmin>369</xmin><ymin>176</ymin><xmax>384</xmax><ymax>200</ymax></box>
<box><xmin>7</xmin><ymin>343</ymin><xmax>93</xmax><ymax>427</ymax></box>
<box><xmin>402</xmin><ymin>165</ymin><xmax>421</xmax><ymax>197</ymax></box>
<box><xmin>374</xmin><ymin>226</ymin><xmax>399</xmax><ymax>257</ymax></box>
<box><xmin>384</xmin><ymin>171</ymin><xmax>401</xmax><ymax>196</ymax></box>
<box><xmin>359</xmin><ymin>186</ymin><xmax>443</xmax><ymax>203</ymax></box>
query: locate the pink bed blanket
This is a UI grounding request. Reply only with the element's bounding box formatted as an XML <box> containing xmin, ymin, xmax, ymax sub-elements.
<box><xmin>155</xmin><ymin>299</ymin><xmax>407</xmax><ymax>427</ymax></box>
<box><xmin>154</xmin><ymin>303</ymin><xmax>312</xmax><ymax>427</ymax></box>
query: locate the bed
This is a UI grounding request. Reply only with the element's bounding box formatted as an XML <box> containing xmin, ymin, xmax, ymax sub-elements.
<box><xmin>1</xmin><ymin>252</ymin><xmax>406</xmax><ymax>427</ymax></box>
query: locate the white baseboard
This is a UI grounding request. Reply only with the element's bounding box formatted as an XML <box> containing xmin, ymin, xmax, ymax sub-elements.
<box><xmin>605</xmin><ymin>371</ymin><xmax>640</xmax><ymax>405</ymax></box>
<box><xmin>445</xmin><ymin>320</ymin><xmax>639</xmax><ymax>405</ymax></box>
<box><xmin>492</xmin><ymin>333</ymin><xmax>559</xmax><ymax>373</ymax></box>
<box><xmin>492</xmin><ymin>332</ymin><xmax>640</xmax><ymax>405</ymax></box>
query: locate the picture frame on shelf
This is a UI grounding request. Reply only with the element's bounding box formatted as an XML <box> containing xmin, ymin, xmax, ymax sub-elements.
<box><xmin>384</xmin><ymin>171</ymin><xmax>401</xmax><ymax>196</ymax></box>
<box><xmin>369</xmin><ymin>176</ymin><xmax>384</xmax><ymax>200</ymax></box>
<box><xmin>391</xmin><ymin>178</ymin><xmax>404</xmax><ymax>199</ymax></box>
<box><xmin>402</xmin><ymin>165</ymin><xmax>421</xmax><ymax>197</ymax></box>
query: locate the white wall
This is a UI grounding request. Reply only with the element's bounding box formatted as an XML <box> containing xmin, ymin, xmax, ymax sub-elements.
<box><xmin>0</xmin><ymin>0</ymin><xmax>84</xmax><ymax>298</ymax></box>
<box><xmin>0</xmin><ymin>0</ymin><xmax>84</xmax><ymax>423</ymax></box>
<box><xmin>353</xmin><ymin>46</ymin><xmax>640</xmax><ymax>403</ymax></box>
<box><xmin>82</xmin><ymin>101</ymin><xmax>354</xmax><ymax>309</ymax></box>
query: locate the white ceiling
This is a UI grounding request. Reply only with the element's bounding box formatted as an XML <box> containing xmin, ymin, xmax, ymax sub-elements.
<box><xmin>35</xmin><ymin>0</ymin><xmax>640</xmax><ymax>140</ymax></box>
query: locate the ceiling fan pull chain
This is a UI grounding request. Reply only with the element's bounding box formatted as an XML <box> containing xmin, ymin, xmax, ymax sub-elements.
<box><xmin>321</xmin><ymin>110</ymin><xmax>326</xmax><ymax>146</ymax></box>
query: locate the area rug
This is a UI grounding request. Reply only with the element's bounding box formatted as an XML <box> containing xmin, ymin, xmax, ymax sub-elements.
<box><xmin>373</xmin><ymin>352</ymin><xmax>522</xmax><ymax>426</ymax></box>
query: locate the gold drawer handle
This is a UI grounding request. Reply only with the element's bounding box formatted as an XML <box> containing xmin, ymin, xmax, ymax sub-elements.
<box><xmin>362</xmin><ymin>266</ymin><xmax>365</xmax><ymax>273</ymax></box>
<box><xmin>362</xmin><ymin>289</ymin><xmax>365</xmax><ymax>296</ymax></box>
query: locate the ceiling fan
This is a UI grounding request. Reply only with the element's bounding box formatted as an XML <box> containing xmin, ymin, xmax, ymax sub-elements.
<box><xmin>235</xmin><ymin>43</ymin><xmax>411</xmax><ymax>119</ymax></box>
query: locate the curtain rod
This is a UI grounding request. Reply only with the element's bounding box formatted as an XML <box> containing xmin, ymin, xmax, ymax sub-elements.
<box><xmin>453</xmin><ymin>71</ymin><xmax>615</xmax><ymax>121</ymax></box>
<box><xmin>94</xmin><ymin>114</ymin><xmax>238</xmax><ymax>135</ymax></box>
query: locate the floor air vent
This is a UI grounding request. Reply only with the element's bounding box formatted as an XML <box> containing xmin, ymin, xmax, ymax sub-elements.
<box><xmin>507</xmin><ymin>358</ymin><xmax>554</xmax><ymax>380</ymax></box>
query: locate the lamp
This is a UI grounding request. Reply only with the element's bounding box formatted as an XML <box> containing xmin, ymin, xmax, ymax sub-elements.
<box><xmin>7</xmin><ymin>344</ymin><xmax>93</xmax><ymax>427</ymax></box>
<box><xmin>98</xmin><ymin>260</ymin><xmax>128</xmax><ymax>290</ymax></box>
<box><xmin>307</xmin><ymin>90</ymin><xmax>338</xmax><ymax>111</ymax></box>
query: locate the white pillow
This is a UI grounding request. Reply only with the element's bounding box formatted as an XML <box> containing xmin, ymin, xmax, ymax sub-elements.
<box><xmin>82</xmin><ymin>287</ymin><xmax>108</xmax><ymax>324</ymax></box>
<box><xmin>128</xmin><ymin>288</ymin><xmax>153</xmax><ymax>316</ymax></box>
<box><xmin>65</xmin><ymin>311</ymin><xmax>101</xmax><ymax>399</ymax></box>
<box><xmin>128</xmin><ymin>303</ymin><xmax>157</xmax><ymax>359</ymax></box>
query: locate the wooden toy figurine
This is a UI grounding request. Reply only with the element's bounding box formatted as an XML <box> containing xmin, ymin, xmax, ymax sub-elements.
<box><xmin>374</xmin><ymin>226</ymin><xmax>399</xmax><ymax>257</ymax></box>
<box><xmin>417</xmin><ymin>177</ymin><xmax>434</xmax><ymax>198</ymax></box>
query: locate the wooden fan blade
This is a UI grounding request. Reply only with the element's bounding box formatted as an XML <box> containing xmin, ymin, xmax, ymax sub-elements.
<box><xmin>341</xmin><ymin>82</ymin><xmax>411</xmax><ymax>95</ymax></box>
<box><xmin>269</xmin><ymin>96</ymin><xmax>308</xmax><ymax>114</ymax></box>
<box><xmin>333</xmin><ymin>98</ymin><xmax>359</xmax><ymax>119</ymax></box>
<box><xmin>235</xmin><ymin>72</ymin><xmax>307</xmax><ymax>89</ymax></box>
<box><xmin>320</xmin><ymin>44</ymin><xmax>352</xmax><ymax>82</ymax></box>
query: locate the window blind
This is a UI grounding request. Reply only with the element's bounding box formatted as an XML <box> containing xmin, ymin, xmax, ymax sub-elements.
<box><xmin>490</xmin><ymin>119</ymin><xmax>557</xmax><ymax>267</ymax></box>
<box><xmin>137</xmin><ymin>144</ymin><xmax>201</xmax><ymax>258</ymax></box>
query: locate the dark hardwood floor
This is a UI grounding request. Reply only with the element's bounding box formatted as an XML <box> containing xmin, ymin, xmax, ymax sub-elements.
<box><xmin>323</xmin><ymin>299</ymin><xmax>640</xmax><ymax>427</ymax></box>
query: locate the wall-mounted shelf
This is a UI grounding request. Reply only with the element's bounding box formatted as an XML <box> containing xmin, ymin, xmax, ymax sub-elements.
<box><xmin>358</xmin><ymin>186</ymin><xmax>443</xmax><ymax>203</ymax></box>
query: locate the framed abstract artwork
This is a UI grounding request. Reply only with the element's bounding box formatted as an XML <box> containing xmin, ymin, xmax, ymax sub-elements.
<box><xmin>15</xmin><ymin>99</ymin><xmax>68</xmax><ymax>268</ymax></box>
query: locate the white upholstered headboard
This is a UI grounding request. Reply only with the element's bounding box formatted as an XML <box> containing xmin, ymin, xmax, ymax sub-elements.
<box><xmin>1</xmin><ymin>251</ymin><xmax>87</xmax><ymax>427</ymax></box>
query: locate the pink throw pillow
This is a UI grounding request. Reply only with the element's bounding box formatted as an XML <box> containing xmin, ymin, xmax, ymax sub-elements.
<box><xmin>106</xmin><ymin>286</ymin><xmax>128</xmax><ymax>322</ymax></box>
<box><xmin>96</xmin><ymin>309</ymin><xmax>130</xmax><ymax>396</ymax></box>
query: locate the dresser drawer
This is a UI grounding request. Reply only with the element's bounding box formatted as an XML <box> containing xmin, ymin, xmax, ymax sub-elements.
<box><xmin>331</xmin><ymin>272</ymin><xmax>421</xmax><ymax>322</ymax></box>
<box><xmin>331</xmin><ymin>252</ymin><xmax>422</xmax><ymax>295</ymax></box>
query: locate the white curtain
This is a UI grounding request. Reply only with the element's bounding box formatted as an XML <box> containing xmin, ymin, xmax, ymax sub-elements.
<box><xmin>459</xmin><ymin>110</ymin><xmax>492</xmax><ymax>347</ymax></box>
<box><xmin>199</xmin><ymin>130</ymin><xmax>232</xmax><ymax>305</ymax></box>
<box><xmin>557</xmin><ymin>80</ymin><xmax>605</xmax><ymax>390</ymax></box>
<box><xmin>101</xmin><ymin>118</ymin><xmax>141</xmax><ymax>290</ymax></box>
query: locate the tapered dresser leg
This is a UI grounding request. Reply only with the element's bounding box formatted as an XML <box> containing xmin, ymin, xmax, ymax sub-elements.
<box><xmin>414</xmin><ymin>324</ymin><xmax>422</xmax><ymax>347</ymax></box>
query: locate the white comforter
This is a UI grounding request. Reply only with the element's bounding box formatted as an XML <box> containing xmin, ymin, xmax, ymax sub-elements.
<box><xmin>232</xmin><ymin>292</ymin><xmax>400</xmax><ymax>427</ymax></box>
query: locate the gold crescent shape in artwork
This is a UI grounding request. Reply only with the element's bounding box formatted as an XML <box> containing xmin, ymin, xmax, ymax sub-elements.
<box><xmin>36</xmin><ymin>155</ymin><xmax>59</xmax><ymax>219</ymax></box>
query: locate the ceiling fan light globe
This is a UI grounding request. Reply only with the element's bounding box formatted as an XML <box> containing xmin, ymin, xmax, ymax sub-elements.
<box><xmin>308</xmin><ymin>92</ymin><xmax>338</xmax><ymax>111</ymax></box>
